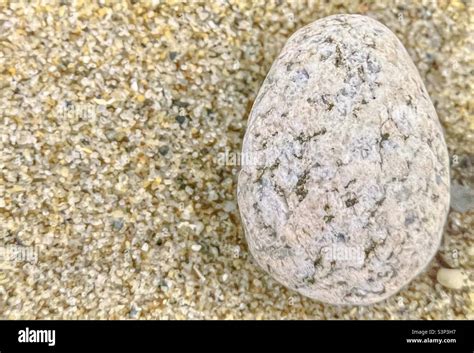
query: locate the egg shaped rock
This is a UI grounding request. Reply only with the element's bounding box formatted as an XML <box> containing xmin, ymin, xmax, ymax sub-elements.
<box><xmin>237</xmin><ymin>14</ymin><xmax>450</xmax><ymax>305</ymax></box>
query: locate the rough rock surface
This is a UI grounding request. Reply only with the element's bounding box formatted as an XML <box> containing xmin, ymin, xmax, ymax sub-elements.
<box><xmin>237</xmin><ymin>14</ymin><xmax>450</xmax><ymax>305</ymax></box>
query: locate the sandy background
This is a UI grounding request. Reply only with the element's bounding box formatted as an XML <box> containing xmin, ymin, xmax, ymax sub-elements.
<box><xmin>0</xmin><ymin>0</ymin><xmax>472</xmax><ymax>319</ymax></box>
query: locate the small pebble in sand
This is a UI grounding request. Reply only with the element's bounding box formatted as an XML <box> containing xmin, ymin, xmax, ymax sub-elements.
<box><xmin>191</xmin><ymin>244</ymin><xmax>202</xmax><ymax>252</ymax></box>
<box><xmin>238</xmin><ymin>14</ymin><xmax>450</xmax><ymax>305</ymax></box>
<box><xmin>437</xmin><ymin>268</ymin><xmax>469</xmax><ymax>290</ymax></box>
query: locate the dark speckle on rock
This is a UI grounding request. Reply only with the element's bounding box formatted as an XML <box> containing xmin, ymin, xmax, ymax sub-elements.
<box><xmin>345</xmin><ymin>197</ymin><xmax>358</xmax><ymax>207</ymax></box>
<box><xmin>336</xmin><ymin>233</ymin><xmax>346</xmax><ymax>242</ymax></box>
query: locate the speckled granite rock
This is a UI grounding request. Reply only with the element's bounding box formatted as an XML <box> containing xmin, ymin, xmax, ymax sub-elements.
<box><xmin>1</xmin><ymin>0</ymin><xmax>471</xmax><ymax>320</ymax></box>
<box><xmin>238</xmin><ymin>14</ymin><xmax>450</xmax><ymax>305</ymax></box>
